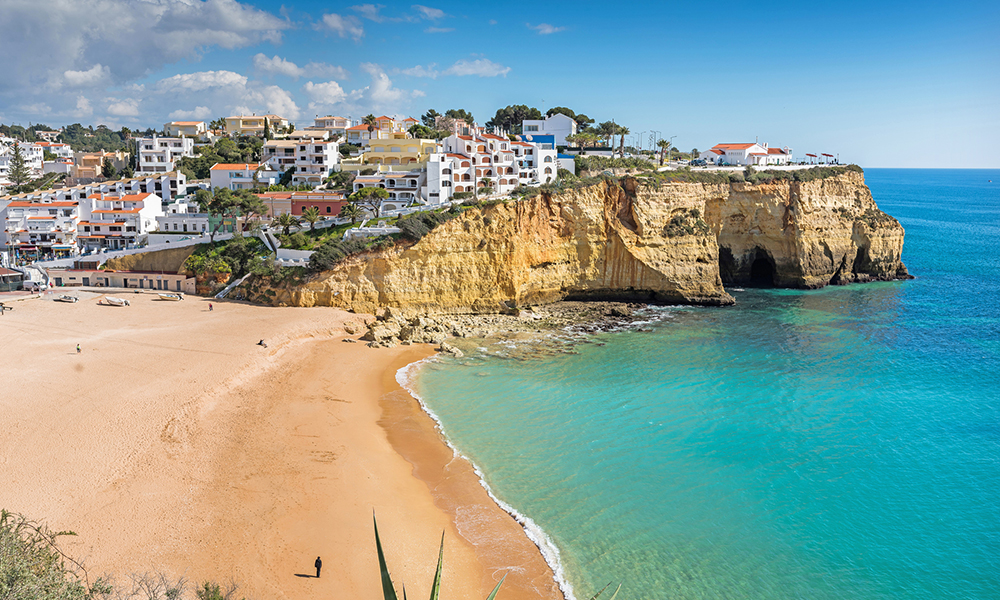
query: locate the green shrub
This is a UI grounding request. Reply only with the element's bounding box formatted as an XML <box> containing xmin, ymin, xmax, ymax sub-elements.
<box><xmin>452</xmin><ymin>191</ymin><xmax>473</xmax><ymax>200</ymax></box>
<box><xmin>310</xmin><ymin>235</ymin><xmax>396</xmax><ymax>271</ymax></box>
<box><xmin>398</xmin><ymin>210</ymin><xmax>459</xmax><ymax>241</ymax></box>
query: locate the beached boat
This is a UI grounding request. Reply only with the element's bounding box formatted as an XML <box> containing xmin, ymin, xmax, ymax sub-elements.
<box><xmin>105</xmin><ymin>296</ymin><xmax>130</xmax><ymax>306</ymax></box>
<box><xmin>56</xmin><ymin>295</ymin><xmax>79</xmax><ymax>303</ymax></box>
<box><xmin>157</xmin><ymin>293</ymin><xmax>184</xmax><ymax>301</ymax></box>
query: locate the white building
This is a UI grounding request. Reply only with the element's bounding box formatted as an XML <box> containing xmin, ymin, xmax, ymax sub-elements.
<box><xmin>1</xmin><ymin>171</ymin><xmax>188</xmax><ymax>205</ymax></box>
<box><xmin>36</xmin><ymin>141</ymin><xmax>74</xmax><ymax>159</ymax></box>
<box><xmin>209</xmin><ymin>163</ymin><xmax>281</xmax><ymax>191</ymax></box>
<box><xmin>425</xmin><ymin>133</ymin><xmax>558</xmax><ymax>204</ymax></box>
<box><xmin>520</xmin><ymin>113</ymin><xmax>578</xmax><ymax>147</ymax></box>
<box><xmin>263</xmin><ymin>137</ymin><xmax>340</xmax><ymax>187</ymax></box>
<box><xmin>352</xmin><ymin>171</ymin><xmax>426</xmax><ymax>211</ymax></box>
<box><xmin>136</xmin><ymin>135</ymin><xmax>195</xmax><ymax>174</ymax></box>
<box><xmin>0</xmin><ymin>141</ymin><xmax>44</xmax><ymax>178</ymax></box>
<box><xmin>77</xmin><ymin>192</ymin><xmax>164</xmax><ymax>251</ymax></box>
<box><xmin>2</xmin><ymin>199</ymin><xmax>80</xmax><ymax>258</ymax></box>
<box><xmin>309</xmin><ymin>116</ymin><xmax>353</xmax><ymax>138</ymax></box>
<box><xmin>164</xmin><ymin>121</ymin><xmax>208</xmax><ymax>138</ymax></box>
<box><xmin>700</xmin><ymin>143</ymin><xmax>793</xmax><ymax>166</ymax></box>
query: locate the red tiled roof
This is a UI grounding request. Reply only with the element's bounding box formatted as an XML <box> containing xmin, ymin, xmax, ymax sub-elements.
<box><xmin>92</xmin><ymin>208</ymin><xmax>141</xmax><ymax>214</ymax></box>
<box><xmin>767</xmin><ymin>147</ymin><xmax>787</xmax><ymax>154</ymax></box>
<box><xmin>209</xmin><ymin>163</ymin><xmax>261</xmax><ymax>171</ymax></box>
<box><xmin>481</xmin><ymin>134</ymin><xmax>506</xmax><ymax>141</ymax></box>
<box><xmin>709</xmin><ymin>149</ymin><xmax>724</xmax><ymax>155</ymax></box>
<box><xmin>7</xmin><ymin>201</ymin><xmax>78</xmax><ymax>207</ymax></box>
<box><xmin>713</xmin><ymin>143</ymin><xmax>756</xmax><ymax>150</ymax></box>
<box><xmin>446</xmin><ymin>153</ymin><xmax>469</xmax><ymax>159</ymax></box>
<box><xmin>347</xmin><ymin>124</ymin><xmax>374</xmax><ymax>131</ymax></box>
<box><xmin>457</xmin><ymin>135</ymin><xmax>473</xmax><ymax>140</ymax></box>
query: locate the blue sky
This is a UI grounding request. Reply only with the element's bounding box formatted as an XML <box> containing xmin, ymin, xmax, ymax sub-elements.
<box><xmin>1</xmin><ymin>0</ymin><xmax>997</xmax><ymax>167</ymax></box>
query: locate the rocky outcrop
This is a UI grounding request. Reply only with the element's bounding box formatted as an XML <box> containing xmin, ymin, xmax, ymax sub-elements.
<box><xmin>103</xmin><ymin>246</ymin><xmax>196</xmax><ymax>274</ymax></box>
<box><xmin>243</xmin><ymin>169</ymin><xmax>908</xmax><ymax>313</ymax></box>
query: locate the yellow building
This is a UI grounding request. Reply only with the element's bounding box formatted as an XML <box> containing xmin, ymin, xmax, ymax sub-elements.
<box><xmin>224</xmin><ymin>114</ymin><xmax>290</xmax><ymax>136</ymax></box>
<box><xmin>163</xmin><ymin>121</ymin><xmax>207</xmax><ymax>137</ymax></box>
<box><xmin>365</xmin><ymin>138</ymin><xmax>438</xmax><ymax>168</ymax></box>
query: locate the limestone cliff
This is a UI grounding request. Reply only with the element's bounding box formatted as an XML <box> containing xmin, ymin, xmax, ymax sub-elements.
<box><xmin>244</xmin><ymin>170</ymin><xmax>908</xmax><ymax>313</ymax></box>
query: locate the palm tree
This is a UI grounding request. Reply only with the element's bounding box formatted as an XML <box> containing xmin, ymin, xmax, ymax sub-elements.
<box><xmin>301</xmin><ymin>206</ymin><xmax>321</xmax><ymax>231</ymax></box>
<box><xmin>618</xmin><ymin>126</ymin><xmax>630</xmax><ymax>157</ymax></box>
<box><xmin>339</xmin><ymin>203</ymin><xmax>364</xmax><ymax>224</ymax></box>
<box><xmin>275</xmin><ymin>212</ymin><xmax>299</xmax><ymax>236</ymax></box>
<box><xmin>657</xmin><ymin>139</ymin><xmax>670</xmax><ymax>166</ymax></box>
<box><xmin>363</xmin><ymin>114</ymin><xmax>377</xmax><ymax>134</ymax></box>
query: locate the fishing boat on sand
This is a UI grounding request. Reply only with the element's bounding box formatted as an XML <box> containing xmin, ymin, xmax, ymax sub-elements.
<box><xmin>104</xmin><ymin>296</ymin><xmax>130</xmax><ymax>306</ymax></box>
<box><xmin>157</xmin><ymin>293</ymin><xmax>184</xmax><ymax>301</ymax></box>
<box><xmin>56</xmin><ymin>295</ymin><xmax>79</xmax><ymax>303</ymax></box>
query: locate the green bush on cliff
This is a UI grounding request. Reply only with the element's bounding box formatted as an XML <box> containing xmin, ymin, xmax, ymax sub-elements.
<box><xmin>310</xmin><ymin>235</ymin><xmax>395</xmax><ymax>271</ymax></box>
<box><xmin>398</xmin><ymin>209</ymin><xmax>460</xmax><ymax>241</ymax></box>
<box><xmin>664</xmin><ymin>208</ymin><xmax>711</xmax><ymax>237</ymax></box>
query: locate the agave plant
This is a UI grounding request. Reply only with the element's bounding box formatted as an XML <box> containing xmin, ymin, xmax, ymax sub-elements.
<box><xmin>374</xmin><ymin>514</ymin><xmax>506</xmax><ymax>600</ymax></box>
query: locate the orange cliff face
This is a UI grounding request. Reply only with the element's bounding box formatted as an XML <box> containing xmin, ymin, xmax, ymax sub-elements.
<box><xmin>243</xmin><ymin>171</ymin><xmax>908</xmax><ymax>312</ymax></box>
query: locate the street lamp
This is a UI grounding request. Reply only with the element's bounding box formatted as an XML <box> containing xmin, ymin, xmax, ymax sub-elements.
<box><xmin>667</xmin><ymin>135</ymin><xmax>676</xmax><ymax>164</ymax></box>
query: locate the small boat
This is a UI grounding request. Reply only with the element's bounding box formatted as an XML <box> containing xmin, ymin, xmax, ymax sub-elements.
<box><xmin>105</xmin><ymin>296</ymin><xmax>130</xmax><ymax>306</ymax></box>
<box><xmin>56</xmin><ymin>295</ymin><xmax>79</xmax><ymax>303</ymax></box>
<box><xmin>157</xmin><ymin>293</ymin><xmax>184</xmax><ymax>301</ymax></box>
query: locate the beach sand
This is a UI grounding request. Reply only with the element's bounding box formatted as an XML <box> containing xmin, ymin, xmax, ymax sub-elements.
<box><xmin>0</xmin><ymin>290</ymin><xmax>561</xmax><ymax>600</ymax></box>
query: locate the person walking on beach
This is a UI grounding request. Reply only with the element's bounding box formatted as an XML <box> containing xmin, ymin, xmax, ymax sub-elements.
<box><xmin>314</xmin><ymin>556</ymin><xmax>322</xmax><ymax>578</ymax></box>
<box><xmin>258</xmin><ymin>339</ymin><xmax>268</xmax><ymax>348</ymax></box>
<box><xmin>76</xmin><ymin>344</ymin><xmax>81</xmax><ymax>354</ymax></box>
<box><xmin>209</xmin><ymin>303</ymin><xmax>213</xmax><ymax>311</ymax></box>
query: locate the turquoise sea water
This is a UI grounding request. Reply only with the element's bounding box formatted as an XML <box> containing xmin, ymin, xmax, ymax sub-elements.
<box><xmin>410</xmin><ymin>169</ymin><xmax>1000</xmax><ymax>600</ymax></box>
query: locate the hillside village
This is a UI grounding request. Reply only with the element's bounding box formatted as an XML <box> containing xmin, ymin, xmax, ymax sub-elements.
<box><xmin>0</xmin><ymin>106</ymin><xmax>841</xmax><ymax>293</ymax></box>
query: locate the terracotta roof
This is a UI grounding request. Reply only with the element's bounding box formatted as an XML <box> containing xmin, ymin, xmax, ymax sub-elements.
<box><xmin>510</xmin><ymin>142</ymin><xmax>532</xmax><ymax>147</ymax></box>
<box><xmin>376</xmin><ymin>115</ymin><xmax>394</xmax><ymax>121</ymax></box>
<box><xmin>709</xmin><ymin>149</ymin><xmax>724</xmax><ymax>155</ymax></box>
<box><xmin>347</xmin><ymin>124</ymin><xmax>375</xmax><ymax>131</ymax></box>
<box><xmin>446</xmin><ymin>153</ymin><xmax>469</xmax><ymax>159</ymax></box>
<box><xmin>402</xmin><ymin>117</ymin><xmax>418</xmax><ymax>122</ymax></box>
<box><xmin>92</xmin><ymin>208</ymin><xmax>141</xmax><ymax>214</ymax></box>
<box><xmin>481</xmin><ymin>134</ymin><xmax>506</xmax><ymax>141</ymax></box>
<box><xmin>713</xmin><ymin>143</ymin><xmax>756</xmax><ymax>150</ymax></box>
<box><xmin>7</xmin><ymin>201</ymin><xmax>78</xmax><ymax>207</ymax></box>
<box><xmin>209</xmin><ymin>163</ymin><xmax>261</xmax><ymax>171</ymax></box>
<box><xmin>169</xmin><ymin>121</ymin><xmax>204</xmax><ymax>125</ymax></box>
<box><xmin>767</xmin><ymin>147</ymin><xmax>787</xmax><ymax>154</ymax></box>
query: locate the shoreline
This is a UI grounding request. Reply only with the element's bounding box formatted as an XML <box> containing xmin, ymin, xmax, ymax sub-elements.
<box><xmin>390</xmin><ymin>358</ymin><xmax>574</xmax><ymax>600</ymax></box>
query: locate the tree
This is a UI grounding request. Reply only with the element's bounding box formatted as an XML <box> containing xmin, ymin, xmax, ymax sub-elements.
<box><xmin>204</xmin><ymin>188</ymin><xmax>240</xmax><ymax>242</ymax></box>
<box><xmin>420</xmin><ymin>109</ymin><xmax>441</xmax><ymax>128</ymax></box>
<box><xmin>657</xmin><ymin>139</ymin><xmax>670</xmax><ymax>166</ymax></box>
<box><xmin>574</xmin><ymin>114</ymin><xmax>595</xmax><ymax>131</ymax></box>
<box><xmin>274</xmin><ymin>212</ymin><xmax>300</xmax><ymax>236</ymax></box>
<box><xmin>408</xmin><ymin>124</ymin><xmax>436</xmax><ymax>139</ymax></box>
<box><xmin>120</xmin><ymin>165</ymin><xmax>134</xmax><ymax>180</ymax></box>
<box><xmin>595</xmin><ymin>121</ymin><xmax>617</xmax><ymax>147</ymax></box>
<box><xmin>547</xmin><ymin>106</ymin><xmax>576</xmax><ymax>120</ymax></box>
<box><xmin>279</xmin><ymin>167</ymin><xmax>294</xmax><ymax>187</ymax></box>
<box><xmin>338</xmin><ymin>202</ymin><xmax>364</xmax><ymax>224</ymax></box>
<box><xmin>363</xmin><ymin>114</ymin><xmax>377</xmax><ymax>134</ymax></box>
<box><xmin>263</xmin><ymin>117</ymin><xmax>272</xmax><ymax>141</ymax></box>
<box><xmin>234</xmin><ymin>189</ymin><xmax>267</xmax><ymax>230</ymax></box>
<box><xmin>485</xmin><ymin>105</ymin><xmax>541</xmax><ymax>132</ymax></box>
<box><xmin>349</xmin><ymin>187</ymin><xmax>390</xmax><ymax>218</ymax></box>
<box><xmin>301</xmin><ymin>206</ymin><xmax>321</xmax><ymax>231</ymax></box>
<box><xmin>618</xmin><ymin>126</ymin><xmax>630</xmax><ymax>157</ymax></box>
<box><xmin>326</xmin><ymin>170</ymin><xmax>352</xmax><ymax>191</ymax></box>
<box><xmin>209</xmin><ymin>117</ymin><xmax>227</xmax><ymax>133</ymax></box>
<box><xmin>101</xmin><ymin>157</ymin><xmax>116</xmax><ymax>179</ymax></box>
<box><xmin>444</xmin><ymin>108</ymin><xmax>475</xmax><ymax>126</ymax></box>
<box><xmin>7</xmin><ymin>142</ymin><xmax>31</xmax><ymax>190</ymax></box>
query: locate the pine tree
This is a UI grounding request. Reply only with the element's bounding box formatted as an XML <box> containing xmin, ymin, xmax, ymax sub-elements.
<box><xmin>101</xmin><ymin>157</ymin><xmax>117</xmax><ymax>179</ymax></box>
<box><xmin>7</xmin><ymin>142</ymin><xmax>31</xmax><ymax>190</ymax></box>
<box><xmin>263</xmin><ymin>117</ymin><xmax>271</xmax><ymax>140</ymax></box>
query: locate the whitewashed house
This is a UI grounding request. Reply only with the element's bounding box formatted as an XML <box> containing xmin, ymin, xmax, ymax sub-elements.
<box><xmin>77</xmin><ymin>192</ymin><xmax>164</xmax><ymax>251</ymax></box>
<box><xmin>262</xmin><ymin>136</ymin><xmax>340</xmax><ymax>187</ymax></box>
<box><xmin>520</xmin><ymin>113</ymin><xmax>577</xmax><ymax>147</ymax></box>
<box><xmin>136</xmin><ymin>135</ymin><xmax>195</xmax><ymax>174</ymax></box>
<box><xmin>700</xmin><ymin>143</ymin><xmax>793</xmax><ymax>166</ymax></box>
<box><xmin>352</xmin><ymin>171</ymin><xmax>426</xmax><ymax>211</ymax></box>
<box><xmin>209</xmin><ymin>163</ymin><xmax>280</xmax><ymax>190</ymax></box>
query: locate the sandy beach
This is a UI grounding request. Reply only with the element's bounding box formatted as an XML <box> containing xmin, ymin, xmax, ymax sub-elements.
<box><xmin>0</xmin><ymin>290</ymin><xmax>561</xmax><ymax>600</ymax></box>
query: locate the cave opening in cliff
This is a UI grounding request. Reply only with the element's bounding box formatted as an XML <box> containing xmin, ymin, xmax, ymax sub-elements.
<box><xmin>749</xmin><ymin>255</ymin><xmax>776</xmax><ymax>286</ymax></box>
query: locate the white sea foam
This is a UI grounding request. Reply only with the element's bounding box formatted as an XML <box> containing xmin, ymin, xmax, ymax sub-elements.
<box><xmin>396</xmin><ymin>359</ymin><xmax>578</xmax><ymax>600</ymax></box>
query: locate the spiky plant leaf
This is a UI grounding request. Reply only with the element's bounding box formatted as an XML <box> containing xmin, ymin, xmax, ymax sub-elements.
<box><xmin>374</xmin><ymin>514</ymin><xmax>399</xmax><ymax>600</ymax></box>
<box><xmin>428</xmin><ymin>531</ymin><xmax>444</xmax><ymax>600</ymax></box>
<box><xmin>485</xmin><ymin>573</ymin><xmax>507</xmax><ymax>600</ymax></box>
<box><xmin>607</xmin><ymin>583</ymin><xmax>623</xmax><ymax>600</ymax></box>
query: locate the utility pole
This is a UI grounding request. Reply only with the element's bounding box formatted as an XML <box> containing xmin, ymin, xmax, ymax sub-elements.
<box><xmin>667</xmin><ymin>135</ymin><xmax>676</xmax><ymax>164</ymax></box>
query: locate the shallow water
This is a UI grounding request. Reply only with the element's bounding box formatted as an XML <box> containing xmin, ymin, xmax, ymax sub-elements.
<box><xmin>412</xmin><ymin>169</ymin><xmax>1000</xmax><ymax>599</ymax></box>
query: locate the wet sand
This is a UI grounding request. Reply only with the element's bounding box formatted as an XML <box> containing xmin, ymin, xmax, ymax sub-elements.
<box><xmin>0</xmin><ymin>290</ymin><xmax>561</xmax><ymax>599</ymax></box>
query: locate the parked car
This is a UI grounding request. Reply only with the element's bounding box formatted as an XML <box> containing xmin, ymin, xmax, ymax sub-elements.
<box><xmin>690</xmin><ymin>159</ymin><xmax>707</xmax><ymax>167</ymax></box>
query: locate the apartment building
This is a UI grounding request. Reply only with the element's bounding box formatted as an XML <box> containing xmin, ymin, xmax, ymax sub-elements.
<box><xmin>225</xmin><ymin>114</ymin><xmax>290</xmax><ymax>136</ymax></box>
<box><xmin>2</xmin><ymin>199</ymin><xmax>80</xmax><ymax>259</ymax></box>
<box><xmin>365</xmin><ymin>138</ymin><xmax>438</xmax><ymax>169</ymax></box>
<box><xmin>345</xmin><ymin>115</ymin><xmax>417</xmax><ymax>146</ymax></box>
<box><xmin>262</xmin><ymin>137</ymin><xmax>340</xmax><ymax>187</ymax></box>
<box><xmin>164</xmin><ymin>121</ymin><xmax>208</xmax><ymax>138</ymax></box>
<box><xmin>136</xmin><ymin>135</ymin><xmax>195</xmax><ymax>174</ymax></box>
<box><xmin>1</xmin><ymin>171</ymin><xmax>187</xmax><ymax>205</ymax></box>
<box><xmin>425</xmin><ymin>133</ymin><xmax>558</xmax><ymax>203</ymax></box>
<box><xmin>77</xmin><ymin>192</ymin><xmax>164</xmax><ymax>251</ymax></box>
<box><xmin>72</xmin><ymin>150</ymin><xmax>129</xmax><ymax>178</ymax></box>
<box><xmin>352</xmin><ymin>171</ymin><xmax>426</xmax><ymax>210</ymax></box>
<box><xmin>309</xmin><ymin>116</ymin><xmax>353</xmax><ymax>138</ymax></box>
<box><xmin>520</xmin><ymin>112</ymin><xmax>578</xmax><ymax>147</ymax></box>
<box><xmin>0</xmin><ymin>141</ymin><xmax>44</xmax><ymax>177</ymax></box>
<box><xmin>209</xmin><ymin>163</ymin><xmax>280</xmax><ymax>190</ymax></box>
<box><xmin>36</xmin><ymin>141</ymin><xmax>74</xmax><ymax>159</ymax></box>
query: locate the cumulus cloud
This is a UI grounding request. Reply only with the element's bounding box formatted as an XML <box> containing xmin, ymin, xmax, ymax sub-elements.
<box><xmin>397</xmin><ymin>64</ymin><xmax>440</xmax><ymax>78</ymax></box>
<box><xmin>157</xmin><ymin>70</ymin><xmax>248</xmax><ymax>92</ymax></box>
<box><xmin>0</xmin><ymin>0</ymin><xmax>289</xmax><ymax>95</ymax></box>
<box><xmin>424</xmin><ymin>27</ymin><xmax>453</xmax><ymax>33</ymax></box>
<box><xmin>528</xmin><ymin>23</ymin><xmax>566</xmax><ymax>34</ymax></box>
<box><xmin>168</xmin><ymin>106</ymin><xmax>213</xmax><ymax>120</ymax></box>
<box><xmin>75</xmin><ymin>96</ymin><xmax>93</xmax><ymax>117</ymax></box>
<box><xmin>303</xmin><ymin>80</ymin><xmax>348</xmax><ymax>111</ymax></box>
<box><xmin>320</xmin><ymin>13</ymin><xmax>364</xmax><ymax>40</ymax></box>
<box><xmin>350</xmin><ymin>4</ymin><xmax>385</xmax><ymax>22</ymax></box>
<box><xmin>63</xmin><ymin>64</ymin><xmax>111</xmax><ymax>87</ymax></box>
<box><xmin>443</xmin><ymin>59</ymin><xmax>510</xmax><ymax>77</ymax></box>
<box><xmin>107</xmin><ymin>99</ymin><xmax>140</xmax><ymax>117</ymax></box>
<box><xmin>253</xmin><ymin>54</ymin><xmax>349</xmax><ymax>80</ymax></box>
<box><xmin>413</xmin><ymin>5</ymin><xmax>445</xmax><ymax>19</ymax></box>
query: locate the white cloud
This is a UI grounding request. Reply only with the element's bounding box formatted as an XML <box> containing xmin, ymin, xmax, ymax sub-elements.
<box><xmin>107</xmin><ymin>99</ymin><xmax>140</xmax><ymax>117</ymax></box>
<box><xmin>169</xmin><ymin>106</ymin><xmax>213</xmax><ymax>120</ymax></box>
<box><xmin>528</xmin><ymin>23</ymin><xmax>566</xmax><ymax>34</ymax></box>
<box><xmin>17</xmin><ymin>103</ymin><xmax>51</xmax><ymax>115</ymax></box>
<box><xmin>0</xmin><ymin>0</ymin><xmax>290</xmax><ymax>94</ymax></box>
<box><xmin>443</xmin><ymin>59</ymin><xmax>511</xmax><ymax>77</ymax></box>
<box><xmin>242</xmin><ymin>85</ymin><xmax>301</xmax><ymax>121</ymax></box>
<box><xmin>351</xmin><ymin>4</ymin><xmax>385</xmax><ymax>22</ymax></box>
<box><xmin>398</xmin><ymin>64</ymin><xmax>440</xmax><ymax>78</ymax></box>
<box><xmin>63</xmin><ymin>63</ymin><xmax>111</xmax><ymax>87</ymax></box>
<box><xmin>75</xmin><ymin>96</ymin><xmax>93</xmax><ymax>117</ymax></box>
<box><xmin>157</xmin><ymin>70</ymin><xmax>248</xmax><ymax>92</ymax></box>
<box><xmin>253</xmin><ymin>53</ymin><xmax>305</xmax><ymax>78</ymax></box>
<box><xmin>413</xmin><ymin>5</ymin><xmax>445</xmax><ymax>19</ymax></box>
<box><xmin>424</xmin><ymin>27</ymin><xmax>453</xmax><ymax>33</ymax></box>
<box><xmin>320</xmin><ymin>13</ymin><xmax>364</xmax><ymax>40</ymax></box>
<box><xmin>303</xmin><ymin>80</ymin><xmax>348</xmax><ymax>110</ymax></box>
<box><xmin>305</xmin><ymin>62</ymin><xmax>350</xmax><ymax>79</ymax></box>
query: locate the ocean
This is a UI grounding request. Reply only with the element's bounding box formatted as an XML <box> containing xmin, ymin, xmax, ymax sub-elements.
<box><xmin>406</xmin><ymin>169</ymin><xmax>1000</xmax><ymax>600</ymax></box>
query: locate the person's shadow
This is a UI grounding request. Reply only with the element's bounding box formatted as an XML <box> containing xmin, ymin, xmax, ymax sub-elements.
<box><xmin>294</xmin><ymin>574</ymin><xmax>317</xmax><ymax>578</ymax></box>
